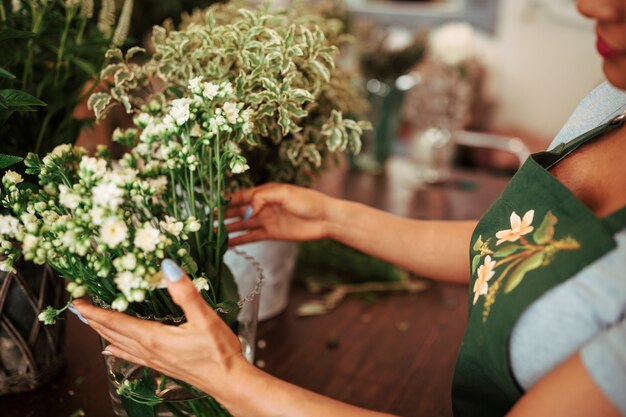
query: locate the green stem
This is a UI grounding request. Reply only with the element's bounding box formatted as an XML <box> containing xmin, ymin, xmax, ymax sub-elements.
<box><xmin>214</xmin><ymin>130</ymin><xmax>222</xmax><ymax>290</ymax></box>
<box><xmin>34</xmin><ymin>110</ymin><xmax>54</xmax><ymax>155</ymax></box>
<box><xmin>170</xmin><ymin>171</ymin><xmax>179</xmax><ymax>218</ymax></box>
<box><xmin>0</xmin><ymin>3</ymin><xmax>6</xmax><ymax>21</ymax></box>
<box><xmin>54</xmin><ymin>6</ymin><xmax>76</xmax><ymax>86</ymax></box>
<box><xmin>76</xmin><ymin>16</ymin><xmax>87</xmax><ymax>45</ymax></box>
<box><xmin>22</xmin><ymin>3</ymin><xmax>44</xmax><ymax>89</ymax></box>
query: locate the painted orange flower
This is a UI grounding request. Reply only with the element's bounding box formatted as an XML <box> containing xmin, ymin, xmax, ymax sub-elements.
<box><xmin>473</xmin><ymin>255</ymin><xmax>496</xmax><ymax>305</ymax></box>
<box><xmin>495</xmin><ymin>210</ymin><xmax>535</xmax><ymax>245</ymax></box>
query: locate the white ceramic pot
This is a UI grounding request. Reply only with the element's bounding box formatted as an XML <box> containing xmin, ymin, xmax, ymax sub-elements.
<box><xmin>225</xmin><ymin>240</ymin><xmax>299</xmax><ymax>321</ymax></box>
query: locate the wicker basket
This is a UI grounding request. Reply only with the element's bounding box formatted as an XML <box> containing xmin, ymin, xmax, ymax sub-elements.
<box><xmin>0</xmin><ymin>262</ymin><xmax>65</xmax><ymax>394</ymax></box>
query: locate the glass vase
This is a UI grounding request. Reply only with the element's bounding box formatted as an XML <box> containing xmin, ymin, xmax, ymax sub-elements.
<box><xmin>0</xmin><ymin>262</ymin><xmax>65</xmax><ymax>394</ymax></box>
<box><xmin>102</xmin><ymin>249</ymin><xmax>263</xmax><ymax>417</ymax></box>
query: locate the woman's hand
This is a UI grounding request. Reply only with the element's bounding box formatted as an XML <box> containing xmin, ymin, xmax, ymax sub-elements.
<box><xmin>72</xmin><ymin>260</ymin><xmax>397</xmax><ymax>417</ymax></box>
<box><xmin>72</xmin><ymin>260</ymin><xmax>248</xmax><ymax>397</ymax></box>
<box><xmin>226</xmin><ymin>183</ymin><xmax>338</xmax><ymax>246</ymax></box>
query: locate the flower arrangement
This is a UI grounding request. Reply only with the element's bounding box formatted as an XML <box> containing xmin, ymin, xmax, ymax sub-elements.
<box><xmin>89</xmin><ymin>0</ymin><xmax>370</xmax><ymax>187</ymax></box>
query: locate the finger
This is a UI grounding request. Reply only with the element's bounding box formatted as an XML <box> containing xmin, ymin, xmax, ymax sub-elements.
<box><xmin>103</xmin><ymin>344</ymin><xmax>150</xmax><ymax>368</ymax></box>
<box><xmin>161</xmin><ymin>259</ymin><xmax>218</xmax><ymax>328</ymax></box>
<box><xmin>73</xmin><ymin>299</ymin><xmax>162</xmax><ymax>340</ymax></box>
<box><xmin>228</xmin><ymin>229</ymin><xmax>269</xmax><ymax>246</ymax></box>
<box><xmin>225</xmin><ymin>218</ymin><xmax>261</xmax><ymax>234</ymax></box>
<box><xmin>90</xmin><ymin>321</ymin><xmax>145</xmax><ymax>358</ymax></box>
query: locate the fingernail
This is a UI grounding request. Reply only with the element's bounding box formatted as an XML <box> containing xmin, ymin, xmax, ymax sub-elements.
<box><xmin>161</xmin><ymin>258</ymin><xmax>184</xmax><ymax>282</ymax></box>
<box><xmin>243</xmin><ymin>205</ymin><xmax>254</xmax><ymax>220</ymax></box>
<box><xmin>101</xmin><ymin>350</ymin><xmax>113</xmax><ymax>356</ymax></box>
<box><xmin>68</xmin><ymin>304</ymin><xmax>89</xmax><ymax>325</ymax></box>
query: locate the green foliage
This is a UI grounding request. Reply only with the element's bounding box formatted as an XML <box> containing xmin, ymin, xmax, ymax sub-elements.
<box><xmin>0</xmin><ymin>0</ymin><xmax>133</xmax><ymax>161</ymax></box>
<box><xmin>0</xmin><ymin>153</ymin><xmax>22</xmax><ymax>169</ymax></box>
<box><xmin>95</xmin><ymin>0</ymin><xmax>370</xmax><ymax>187</ymax></box>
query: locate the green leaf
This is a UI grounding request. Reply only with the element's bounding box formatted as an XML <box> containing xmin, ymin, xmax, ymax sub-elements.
<box><xmin>327</xmin><ymin>127</ymin><xmax>343</xmax><ymax>152</ymax></box>
<box><xmin>218</xmin><ymin>263</ymin><xmax>240</xmax><ymax>326</ymax></box>
<box><xmin>0</xmin><ymin>89</ymin><xmax>46</xmax><ymax>107</ymax></box>
<box><xmin>0</xmin><ymin>66</ymin><xmax>16</xmax><ymax>79</ymax></box>
<box><xmin>471</xmin><ymin>254</ymin><xmax>481</xmax><ymax>274</ymax></box>
<box><xmin>472</xmin><ymin>235</ymin><xmax>484</xmax><ymax>252</ymax></box>
<box><xmin>87</xmin><ymin>92</ymin><xmax>112</xmax><ymax>120</ymax></box>
<box><xmin>126</xmin><ymin>46</ymin><xmax>147</xmax><ymax>60</ymax></box>
<box><xmin>0</xmin><ymin>94</ymin><xmax>7</xmax><ymax>109</ymax></box>
<box><xmin>0</xmin><ymin>154</ymin><xmax>23</xmax><ymax>169</ymax></box>
<box><xmin>0</xmin><ymin>29</ymin><xmax>37</xmax><ymax>41</ymax></box>
<box><xmin>504</xmin><ymin>252</ymin><xmax>545</xmax><ymax>293</ymax></box>
<box><xmin>533</xmin><ymin>211</ymin><xmax>558</xmax><ymax>245</ymax></box>
<box><xmin>493</xmin><ymin>244</ymin><xmax>522</xmax><ymax>258</ymax></box>
<box><xmin>105</xmin><ymin>48</ymin><xmax>124</xmax><ymax>61</ymax></box>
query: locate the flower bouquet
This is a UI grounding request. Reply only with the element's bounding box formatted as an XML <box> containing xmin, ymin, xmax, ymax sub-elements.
<box><xmin>87</xmin><ymin>0</ymin><xmax>371</xmax><ymax>320</ymax></box>
<box><xmin>0</xmin><ymin>39</ymin><xmax>269</xmax><ymax>417</ymax></box>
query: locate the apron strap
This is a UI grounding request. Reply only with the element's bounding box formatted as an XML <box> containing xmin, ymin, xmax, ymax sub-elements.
<box><xmin>533</xmin><ymin>111</ymin><xmax>626</xmax><ymax>170</ymax></box>
<box><xmin>602</xmin><ymin>206</ymin><xmax>626</xmax><ymax>234</ymax></box>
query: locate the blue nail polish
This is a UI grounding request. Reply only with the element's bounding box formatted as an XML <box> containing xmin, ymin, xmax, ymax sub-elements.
<box><xmin>68</xmin><ymin>304</ymin><xmax>89</xmax><ymax>325</ymax></box>
<box><xmin>243</xmin><ymin>205</ymin><xmax>254</xmax><ymax>221</ymax></box>
<box><xmin>162</xmin><ymin>258</ymin><xmax>184</xmax><ymax>282</ymax></box>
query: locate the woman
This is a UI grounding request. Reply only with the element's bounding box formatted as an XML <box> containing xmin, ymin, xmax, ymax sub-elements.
<box><xmin>73</xmin><ymin>0</ymin><xmax>626</xmax><ymax>415</ymax></box>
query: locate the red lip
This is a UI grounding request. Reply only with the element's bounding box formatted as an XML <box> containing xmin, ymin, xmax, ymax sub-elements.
<box><xmin>597</xmin><ymin>36</ymin><xmax>620</xmax><ymax>60</ymax></box>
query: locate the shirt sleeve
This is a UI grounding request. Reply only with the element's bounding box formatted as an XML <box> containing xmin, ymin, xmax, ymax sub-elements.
<box><xmin>581</xmin><ymin>318</ymin><xmax>626</xmax><ymax>416</ymax></box>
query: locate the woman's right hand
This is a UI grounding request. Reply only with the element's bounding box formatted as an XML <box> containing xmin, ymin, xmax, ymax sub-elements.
<box><xmin>226</xmin><ymin>183</ymin><xmax>338</xmax><ymax>245</ymax></box>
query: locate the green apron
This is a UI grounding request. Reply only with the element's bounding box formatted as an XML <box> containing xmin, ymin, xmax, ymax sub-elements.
<box><xmin>451</xmin><ymin>110</ymin><xmax>626</xmax><ymax>417</ymax></box>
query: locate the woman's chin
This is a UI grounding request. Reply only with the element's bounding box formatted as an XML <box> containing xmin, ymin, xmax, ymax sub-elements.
<box><xmin>603</xmin><ymin>60</ymin><xmax>626</xmax><ymax>91</ymax></box>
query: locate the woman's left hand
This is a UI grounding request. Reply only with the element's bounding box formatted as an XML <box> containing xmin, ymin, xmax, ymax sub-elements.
<box><xmin>72</xmin><ymin>260</ymin><xmax>248</xmax><ymax>397</ymax></box>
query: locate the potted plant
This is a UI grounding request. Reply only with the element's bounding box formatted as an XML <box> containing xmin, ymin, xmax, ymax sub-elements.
<box><xmin>0</xmin><ymin>0</ymin><xmax>133</xmax><ymax>395</ymax></box>
<box><xmin>89</xmin><ymin>0</ymin><xmax>372</xmax><ymax>320</ymax></box>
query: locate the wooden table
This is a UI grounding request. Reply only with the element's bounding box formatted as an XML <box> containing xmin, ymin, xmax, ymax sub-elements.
<box><xmin>0</xmin><ymin>164</ymin><xmax>509</xmax><ymax>417</ymax></box>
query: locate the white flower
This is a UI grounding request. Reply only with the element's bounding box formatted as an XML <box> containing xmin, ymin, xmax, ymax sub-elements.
<box><xmin>38</xmin><ymin>306</ymin><xmax>60</xmax><ymax>325</ymax></box>
<box><xmin>160</xmin><ymin>216</ymin><xmax>184</xmax><ymax>236</ymax></box>
<box><xmin>193</xmin><ymin>277</ymin><xmax>210</xmax><ymax>292</ymax></box>
<box><xmin>59</xmin><ymin>185</ymin><xmax>81</xmax><ymax>210</ymax></box>
<box><xmin>220</xmin><ymin>82</ymin><xmax>234</xmax><ymax>97</ymax></box>
<box><xmin>134</xmin><ymin>225</ymin><xmax>161</xmax><ymax>253</ymax></box>
<box><xmin>129</xmin><ymin>289</ymin><xmax>146</xmax><ymax>302</ymax></box>
<box><xmin>20</xmin><ymin>213</ymin><xmax>39</xmax><ymax>234</ymax></box>
<box><xmin>100</xmin><ymin>217</ymin><xmax>128</xmax><ymax>248</ymax></box>
<box><xmin>92</xmin><ymin>181</ymin><xmax>123</xmax><ymax>208</ymax></box>
<box><xmin>223</xmin><ymin>102</ymin><xmax>240</xmax><ymax>124</ymax></box>
<box><xmin>429</xmin><ymin>22</ymin><xmax>476</xmax><ymax>66</ymax></box>
<box><xmin>230</xmin><ymin>155</ymin><xmax>250</xmax><ymax>174</ymax></box>
<box><xmin>134</xmin><ymin>113</ymin><xmax>152</xmax><ymax>128</ymax></box>
<box><xmin>79</xmin><ymin>156</ymin><xmax>107</xmax><ymax>178</ymax></box>
<box><xmin>89</xmin><ymin>206</ymin><xmax>106</xmax><ymax>226</ymax></box>
<box><xmin>114</xmin><ymin>271</ymin><xmax>143</xmax><ymax>296</ymax></box>
<box><xmin>117</xmin><ymin>253</ymin><xmax>137</xmax><ymax>271</ymax></box>
<box><xmin>67</xmin><ymin>282</ymin><xmax>88</xmax><ymax>298</ymax></box>
<box><xmin>169</xmin><ymin>98</ymin><xmax>191</xmax><ymax>126</ymax></box>
<box><xmin>0</xmin><ymin>215</ymin><xmax>20</xmax><ymax>236</ymax></box>
<box><xmin>0</xmin><ymin>259</ymin><xmax>15</xmax><ymax>273</ymax></box>
<box><xmin>3</xmin><ymin>170</ymin><xmax>23</xmax><ymax>186</ymax></box>
<box><xmin>42</xmin><ymin>144</ymin><xmax>72</xmax><ymax>165</ymax></box>
<box><xmin>189</xmin><ymin>76</ymin><xmax>203</xmax><ymax>94</ymax></box>
<box><xmin>202</xmin><ymin>82</ymin><xmax>219</xmax><ymax>100</ymax></box>
<box><xmin>22</xmin><ymin>234</ymin><xmax>40</xmax><ymax>254</ymax></box>
<box><xmin>111</xmin><ymin>296</ymin><xmax>129</xmax><ymax>312</ymax></box>
<box><xmin>184</xmin><ymin>217</ymin><xmax>201</xmax><ymax>233</ymax></box>
<box><xmin>11</xmin><ymin>0</ymin><xmax>21</xmax><ymax>13</ymax></box>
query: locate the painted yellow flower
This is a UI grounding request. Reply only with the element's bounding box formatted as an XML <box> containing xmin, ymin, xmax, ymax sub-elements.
<box><xmin>495</xmin><ymin>210</ymin><xmax>535</xmax><ymax>245</ymax></box>
<box><xmin>473</xmin><ymin>255</ymin><xmax>496</xmax><ymax>305</ymax></box>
